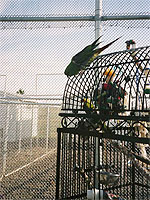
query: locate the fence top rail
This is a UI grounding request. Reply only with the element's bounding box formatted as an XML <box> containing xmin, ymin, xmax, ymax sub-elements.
<box><xmin>0</xmin><ymin>15</ymin><xmax>150</xmax><ymax>22</ymax></box>
<box><xmin>0</xmin><ymin>97</ymin><xmax>63</xmax><ymax>101</ymax></box>
<box><xmin>0</xmin><ymin>101</ymin><xmax>61</xmax><ymax>106</ymax></box>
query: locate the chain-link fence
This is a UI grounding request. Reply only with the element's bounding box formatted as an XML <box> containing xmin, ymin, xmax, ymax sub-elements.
<box><xmin>0</xmin><ymin>94</ymin><xmax>62</xmax><ymax>199</ymax></box>
<box><xmin>0</xmin><ymin>0</ymin><xmax>150</xmax><ymax>199</ymax></box>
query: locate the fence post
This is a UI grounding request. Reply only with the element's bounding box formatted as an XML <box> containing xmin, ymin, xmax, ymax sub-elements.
<box><xmin>46</xmin><ymin>105</ymin><xmax>50</xmax><ymax>153</ymax></box>
<box><xmin>30</xmin><ymin>105</ymin><xmax>34</xmax><ymax>161</ymax></box>
<box><xmin>18</xmin><ymin>104</ymin><xmax>23</xmax><ymax>152</ymax></box>
<box><xmin>56</xmin><ymin>128</ymin><xmax>61</xmax><ymax>200</ymax></box>
<box><xmin>95</xmin><ymin>0</ymin><xmax>102</xmax><ymax>42</ymax></box>
<box><xmin>3</xmin><ymin>105</ymin><xmax>10</xmax><ymax>176</ymax></box>
<box><xmin>95</xmin><ymin>0</ymin><xmax>103</xmax><ymax>189</ymax></box>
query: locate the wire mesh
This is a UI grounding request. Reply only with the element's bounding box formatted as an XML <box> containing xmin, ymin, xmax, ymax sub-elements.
<box><xmin>0</xmin><ymin>0</ymin><xmax>150</xmax><ymax>199</ymax></box>
<box><xmin>0</xmin><ymin>0</ymin><xmax>94</xmax><ymax>16</ymax></box>
<box><xmin>0</xmin><ymin>98</ymin><xmax>61</xmax><ymax>199</ymax></box>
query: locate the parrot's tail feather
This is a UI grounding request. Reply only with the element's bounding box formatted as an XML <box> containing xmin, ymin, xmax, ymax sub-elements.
<box><xmin>95</xmin><ymin>41</ymin><xmax>103</xmax><ymax>47</ymax></box>
<box><xmin>92</xmin><ymin>35</ymin><xmax>103</xmax><ymax>47</ymax></box>
<box><xmin>96</xmin><ymin>36</ymin><xmax>122</xmax><ymax>54</ymax></box>
<box><xmin>93</xmin><ymin>42</ymin><xmax>102</xmax><ymax>50</ymax></box>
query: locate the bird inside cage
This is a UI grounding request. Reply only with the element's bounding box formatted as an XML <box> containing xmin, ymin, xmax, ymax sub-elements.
<box><xmin>93</xmin><ymin>68</ymin><xmax>127</xmax><ymax>114</ymax></box>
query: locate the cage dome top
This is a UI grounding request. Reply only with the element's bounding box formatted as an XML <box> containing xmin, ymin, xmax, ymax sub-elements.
<box><xmin>62</xmin><ymin>46</ymin><xmax>150</xmax><ymax>118</ymax></box>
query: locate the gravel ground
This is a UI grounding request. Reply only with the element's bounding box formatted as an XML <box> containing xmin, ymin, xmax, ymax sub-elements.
<box><xmin>0</xmin><ymin>148</ymin><xmax>57</xmax><ymax>199</ymax></box>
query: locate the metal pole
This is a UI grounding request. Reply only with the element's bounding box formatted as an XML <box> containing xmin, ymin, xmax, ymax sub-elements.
<box><xmin>0</xmin><ymin>96</ymin><xmax>62</xmax><ymax>101</ymax></box>
<box><xmin>35</xmin><ymin>75</ymin><xmax>39</xmax><ymax>147</ymax></box>
<box><xmin>30</xmin><ymin>105</ymin><xmax>34</xmax><ymax>161</ymax></box>
<box><xmin>95</xmin><ymin>0</ymin><xmax>102</xmax><ymax>190</ymax></box>
<box><xmin>0</xmin><ymin>15</ymin><xmax>149</xmax><ymax>22</ymax></box>
<box><xmin>46</xmin><ymin>105</ymin><xmax>50</xmax><ymax>153</ymax></box>
<box><xmin>0</xmin><ymin>16</ymin><xmax>94</xmax><ymax>22</ymax></box>
<box><xmin>95</xmin><ymin>0</ymin><xmax>102</xmax><ymax>41</ymax></box>
<box><xmin>0</xmin><ymin>101</ymin><xmax>61</xmax><ymax>106</ymax></box>
<box><xmin>56</xmin><ymin>128</ymin><xmax>62</xmax><ymax>200</ymax></box>
<box><xmin>35</xmin><ymin>74</ymin><xmax>38</xmax><ymax>97</ymax></box>
<box><xmin>1</xmin><ymin>75</ymin><xmax>7</xmax><ymax>176</ymax></box>
<box><xmin>18</xmin><ymin>105</ymin><xmax>23</xmax><ymax>152</ymax></box>
<box><xmin>3</xmin><ymin>105</ymin><xmax>10</xmax><ymax>176</ymax></box>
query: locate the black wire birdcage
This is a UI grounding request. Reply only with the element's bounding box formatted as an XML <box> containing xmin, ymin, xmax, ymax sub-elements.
<box><xmin>56</xmin><ymin>46</ymin><xmax>150</xmax><ymax>200</ymax></box>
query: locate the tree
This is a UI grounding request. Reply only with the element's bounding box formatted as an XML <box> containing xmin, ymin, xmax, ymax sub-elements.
<box><xmin>16</xmin><ymin>89</ymin><xmax>24</xmax><ymax>95</ymax></box>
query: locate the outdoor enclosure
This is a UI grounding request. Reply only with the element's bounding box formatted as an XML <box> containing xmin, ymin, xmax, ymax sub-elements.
<box><xmin>56</xmin><ymin>46</ymin><xmax>150</xmax><ymax>199</ymax></box>
<box><xmin>0</xmin><ymin>0</ymin><xmax>150</xmax><ymax>199</ymax></box>
<box><xmin>0</xmin><ymin>96</ymin><xmax>61</xmax><ymax>199</ymax></box>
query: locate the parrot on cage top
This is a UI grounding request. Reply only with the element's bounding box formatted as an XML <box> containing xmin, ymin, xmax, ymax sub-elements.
<box><xmin>64</xmin><ymin>36</ymin><xmax>121</xmax><ymax>77</ymax></box>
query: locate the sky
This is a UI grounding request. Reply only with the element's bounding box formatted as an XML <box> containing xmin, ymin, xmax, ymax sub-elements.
<box><xmin>1</xmin><ymin>0</ymin><xmax>149</xmax><ymax>16</ymax></box>
<box><xmin>0</xmin><ymin>0</ymin><xmax>150</xmax><ymax>96</ymax></box>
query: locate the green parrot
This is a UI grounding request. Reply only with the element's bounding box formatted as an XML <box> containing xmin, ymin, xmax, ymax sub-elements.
<box><xmin>64</xmin><ymin>36</ymin><xmax>121</xmax><ymax>77</ymax></box>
